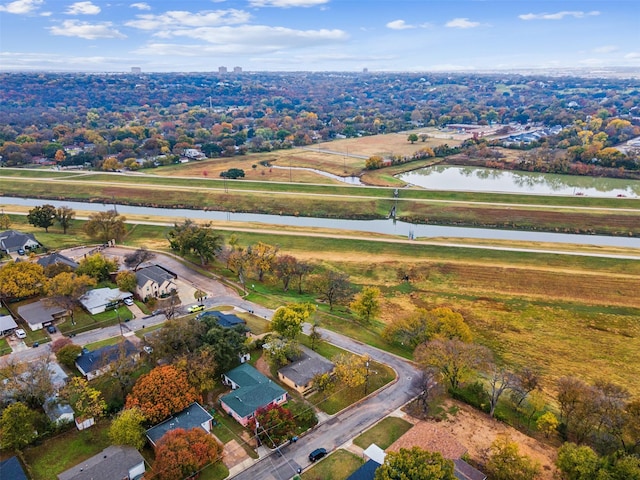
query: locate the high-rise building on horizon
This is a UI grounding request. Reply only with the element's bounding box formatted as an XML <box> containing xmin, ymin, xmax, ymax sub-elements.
<box><xmin>218</xmin><ymin>66</ymin><xmax>227</xmax><ymax>74</ymax></box>
<box><xmin>233</xmin><ymin>66</ymin><xmax>242</xmax><ymax>73</ymax></box>
<box><xmin>131</xmin><ymin>67</ymin><xmax>141</xmax><ymax>74</ymax></box>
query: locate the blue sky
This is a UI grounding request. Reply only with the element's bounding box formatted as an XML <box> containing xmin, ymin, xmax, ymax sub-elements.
<box><xmin>0</xmin><ymin>0</ymin><xmax>638</xmax><ymax>72</ymax></box>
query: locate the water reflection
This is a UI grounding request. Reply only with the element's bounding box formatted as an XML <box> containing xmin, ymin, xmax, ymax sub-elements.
<box><xmin>399</xmin><ymin>166</ymin><xmax>640</xmax><ymax>198</ymax></box>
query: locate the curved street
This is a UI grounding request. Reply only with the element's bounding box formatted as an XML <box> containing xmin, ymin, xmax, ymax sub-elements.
<box><xmin>1</xmin><ymin>246</ymin><xmax>422</xmax><ymax>480</ymax></box>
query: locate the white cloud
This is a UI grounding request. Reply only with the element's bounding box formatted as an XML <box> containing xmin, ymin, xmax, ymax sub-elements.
<box><xmin>445</xmin><ymin>18</ymin><xmax>480</xmax><ymax>29</ymax></box>
<box><xmin>593</xmin><ymin>45</ymin><xmax>618</xmax><ymax>54</ymax></box>
<box><xmin>126</xmin><ymin>9</ymin><xmax>251</xmax><ymax>30</ymax></box>
<box><xmin>0</xmin><ymin>0</ymin><xmax>43</xmax><ymax>14</ymax></box>
<box><xmin>248</xmin><ymin>0</ymin><xmax>329</xmax><ymax>7</ymax></box>
<box><xmin>66</xmin><ymin>2</ymin><xmax>100</xmax><ymax>15</ymax></box>
<box><xmin>519</xmin><ymin>11</ymin><xmax>600</xmax><ymax>21</ymax></box>
<box><xmin>386</xmin><ymin>19</ymin><xmax>414</xmax><ymax>30</ymax></box>
<box><xmin>49</xmin><ymin>20</ymin><xmax>126</xmax><ymax>39</ymax></box>
<box><xmin>135</xmin><ymin>25</ymin><xmax>348</xmax><ymax>56</ymax></box>
<box><xmin>624</xmin><ymin>52</ymin><xmax>640</xmax><ymax>59</ymax></box>
<box><xmin>130</xmin><ymin>2</ymin><xmax>151</xmax><ymax>10</ymax></box>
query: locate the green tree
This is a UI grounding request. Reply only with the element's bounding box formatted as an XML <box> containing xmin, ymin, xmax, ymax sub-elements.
<box><xmin>45</xmin><ymin>271</ymin><xmax>96</xmax><ymax>325</ymax></box>
<box><xmin>0</xmin><ymin>213</ymin><xmax>11</xmax><ymax>229</ymax></box>
<box><xmin>375</xmin><ymin>447</ymin><xmax>455</xmax><ymax>480</ymax></box>
<box><xmin>556</xmin><ymin>443</ymin><xmax>600</xmax><ymax>480</ymax></box>
<box><xmin>109</xmin><ymin>408</ymin><xmax>146</xmax><ymax>450</ymax></box>
<box><xmin>0</xmin><ymin>402</ymin><xmax>39</xmax><ymax>451</ymax></box>
<box><xmin>0</xmin><ymin>261</ymin><xmax>46</xmax><ymax>300</ymax></box>
<box><xmin>309</xmin><ymin>321</ymin><xmax>322</xmax><ymax>351</ymax></box>
<box><xmin>0</xmin><ymin>359</ymin><xmax>54</xmax><ymax>409</ymax></box>
<box><xmin>248</xmin><ymin>241</ymin><xmax>279</xmax><ymax>282</ymax></box>
<box><xmin>333</xmin><ymin>353</ymin><xmax>369</xmax><ymax>389</ymax></box>
<box><xmin>382</xmin><ymin>307</ymin><xmax>472</xmax><ymax>348</ymax></box>
<box><xmin>175</xmin><ymin>346</ymin><xmax>218</xmax><ymax>393</ymax></box>
<box><xmin>537</xmin><ymin>411</ymin><xmax>559</xmax><ymax>438</ymax></box>
<box><xmin>407</xmin><ymin>133</ymin><xmax>419</xmax><ymax>144</ymax></box>
<box><xmin>116</xmin><ymin>270</ymin><xmax>137</xmax><ymax>292</ymax></box>
<box><xmin>83</xmin><ymin>209</ymin><xmax>127</xmax><ymax>243</ymax></box>
<box><xmin>167</xmin><ymin>219</ymin><xmax>223</xmax><ymax>266</ymax></box>
<box><xmin>194</xmin><ymin>289</ymin><xmax>207</xmax><ymax>303</ymax></box>
<box><xmin>485</xmin><ymin>436</ymin><xmax>541</xmax><ymax>480</ymax></box>
<box><xmin>76</xmin><ymin>252</ymin><xmax>118</xmax><ymax>282</ymax></box>
<box><xmin>271</xmin><ymin>302</ymin><xmax>316</xmax><ymax>340</ymax></box>
<box><xmin>56</xmin><ymin>344</ymin><xmax>83</xmax><ymax>369</ymax></box>
<box><xmin>61</xmin><ymin>377</ymin><xmax>106</xmax><ymax>422</ymax></box>
<box><xmin>55</xmin><ymin>206</ymin><xmax>75</xmax><ymax>234</ymax></box>
<box><xmin>349</xmin><ymin>286</ymin><xmax>381</xmax><ymax>324</ymax></box>
<box><xmin>414</xmin><ymin>339</ymin><xmax>492</xmax><ymax>390</ymax></box>
<box><xmin>27</xmin><ymin>204</ymin><xmax>56</xmax><ymax>232</ymax></box>
<box><xmin>310</xmin><ymin>270</ymin><xmax>352</xmax><ymax>311</ymax></box>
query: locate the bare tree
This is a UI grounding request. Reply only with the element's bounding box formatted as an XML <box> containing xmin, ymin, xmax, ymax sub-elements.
<box><xmin>123</xmin><ymin>247</ymin><xmax>155</xmax><ymax>271</ymax></box>
<box><xmin>487</xmin><ymin>365</ymin><xmax>516</xmax><ymax>417</ymax></box>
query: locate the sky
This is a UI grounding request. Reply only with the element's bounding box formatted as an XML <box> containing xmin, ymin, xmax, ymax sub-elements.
<box><xmin>0</xmin><ymin>0</ymin><xmax>638</xmax><ymax>73</ymax></box>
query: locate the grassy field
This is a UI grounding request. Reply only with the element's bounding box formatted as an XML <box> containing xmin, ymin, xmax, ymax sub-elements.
<box><xmin>23</xmin><ymin>422</ymin><xmax>111</xmax><ymax>480</ymax></box>
<box><xmin>301</xmin><ymin>449</ymin><xmax>364</xmax><ymax>480</ymax></box>
<box><xmin>353</xmin><ymin>417</ymin><xmax>414</xmax><ymax>450</ymax></box>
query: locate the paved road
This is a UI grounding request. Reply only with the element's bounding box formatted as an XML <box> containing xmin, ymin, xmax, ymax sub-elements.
<box><xmin>230</xmin><ymin>325</ymin><xmax>421</xmax><ymax>480</ymax></box>
<box><xmin>1</xmin><ymin>247</ymin><xmax>422</xmax><ymax>480</ymax></box>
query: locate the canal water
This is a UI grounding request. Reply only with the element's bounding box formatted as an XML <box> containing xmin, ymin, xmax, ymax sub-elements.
<box><xmin>2</xmin><ymin>196</ymin><xmax>639</xmax><ymax>249</ymax></box>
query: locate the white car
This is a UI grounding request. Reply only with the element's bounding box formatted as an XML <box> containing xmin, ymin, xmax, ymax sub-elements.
<box><xmin>124</xmin><ymin>297</ymin><xmax>134</xmax><ymax>306</ymax></box>
<box><xmin>15</xmin><ymin>329</ymin><xmax>27</xmax><ymax>339</ymax></box>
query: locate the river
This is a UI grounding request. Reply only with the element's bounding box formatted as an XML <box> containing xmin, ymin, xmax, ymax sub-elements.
<box><xmin>2</xmin><ymin>196</ymin><xmax>639</xmax><ymax>249</ymax></box>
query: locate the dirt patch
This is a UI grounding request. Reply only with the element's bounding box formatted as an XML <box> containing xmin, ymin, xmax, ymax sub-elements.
<box><xmin>222</xmin><ymin>439</ymin><xmax>251</xmax><ymax>469</ymax></box>
<box><xmin>413</xmin><ymin>400</ymin><xmax>558</xmax><ymax>479</ymax></box>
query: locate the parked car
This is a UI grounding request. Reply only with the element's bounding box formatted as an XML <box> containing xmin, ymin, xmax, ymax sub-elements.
<box><xmin>17</xmin><ymin>248</ymin><xmax>25</xmax><ymax>255</ymax></box>
<box><xmin>143</xmin><ymin>345</ymin><xmax>153</xmax><ymax>354</ymax></box>
<box><xmin>188</xmin><ymin>304</ymin><xmax>205</xmax><ymax>313</ymax></box>
<box><xmin>15</xmin><ymin>328</ymin><xmax>27</xmax><ymax>339</ymax></box>
<box><xmin>47</xmin><ymin>325</ymin><xmax>56</xmax><ymax>334</ymax></box>
<box><xmin>124</xmin><ymin>297</ymin><xmax>134</xmax><ymax>306</ymax></box>
<box><xmin>309</xmin><ymin>448</ymin><xmax>327</xmax><ymax>462</ymax></box>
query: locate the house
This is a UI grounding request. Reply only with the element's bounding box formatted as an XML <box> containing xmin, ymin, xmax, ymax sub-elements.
<box><xmin>346</xmin><ymin>459</ymin><xmax>381</xmax><ymax>480</ymax></box>
<box><xmin>0</xmin><ymin>229</ymin><xmax>40</xmax><ymax>254</ymax></box>
<box><xmin>0</xmin><ymin>456</ymin><xmax>28</xmax><ymax>480</ymax></box>
<box><xmin>57</xmin><ymin>445</ymin><xmax>145</xmax><ymax>480</ymax></box>
<box><xmin>75</xmin><ymin>340</ymin><xmax>139</xmax><ymax>380</ymax></box>
<box><xmin>197</xmin><ymin>310</ymin><xmax>246</xmax><ymax>329</ymax></box>
<box><xmin>220</xmin><ymin>363</ymin><xmax>287</xmax><ymax>426</ymax></box>
<box><xmin>17</xmin><ymin>300</ymin><xmax>66</xmax><ymax>331</ymax></box>
<box><xmin>37</xmin><ymin>252</ymin><xmax>79</xmax><ymax>270</ymax></box>
<box><xmin>135</xmin><ymin>265</ymin><xmax>177</xmax><ymax>300</ymax></box>
<box><xmin>277</xmin><ymin>346</ymin><xmax>335</xmax><ymax>394</ymax></box>
<box><xmin>0</xmin><ymin>314</ymin><xmax>18</xmax><ymax>336</ymax></box>
<box><xmin>146</xmin><ymin>402</ymin><xmax>213</xmax><ymax>447</ymax></box>
<box><xmin>44</xmin><ymin>397</ymin><xmax>75</xmax><ymax>425</ymax></box>
<box><xmin>79</xmin><ymin>287</ymin><xmax>133</xmax><ymax>315</ymax></box>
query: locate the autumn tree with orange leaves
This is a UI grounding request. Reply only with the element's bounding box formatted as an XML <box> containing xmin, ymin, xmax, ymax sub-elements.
<box><xmin>148</xmin><ymin>428</ymin><xmax>223</xmax><ymax>480</ymax></box>
<box><xmin>125</xmin><ymin>365</ymin><xmax>200</xmax><ymax>424</ymax></box>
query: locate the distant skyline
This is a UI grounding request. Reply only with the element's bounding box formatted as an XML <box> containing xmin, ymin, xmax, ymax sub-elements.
<box><xmin>0</xmin><ymin>0</ymin><xmax>638</xmax><ymax>73</ymax></box>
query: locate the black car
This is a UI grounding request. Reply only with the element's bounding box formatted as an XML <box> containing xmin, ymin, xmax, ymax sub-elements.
<box><xmin>309</xmin><ymin>448</ymin><xmax>327</xmax><ymax>462</ymax></box>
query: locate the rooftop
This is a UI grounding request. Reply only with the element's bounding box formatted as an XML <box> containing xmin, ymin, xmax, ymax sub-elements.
<box><xmin>57</xmin><ymin>445</ymin><xmax>144</xmax><ymax>480</ymax></box>
<box><xmin>146</xmin><ymin>402</ymin><xmax>212</xmax><ymax>446</ymax></box>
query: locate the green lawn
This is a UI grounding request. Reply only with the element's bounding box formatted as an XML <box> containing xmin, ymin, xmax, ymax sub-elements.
<box><xmin>301</xmin><ymin>449</ymin><xmax>363</xmax><ymax>480</ymax></box>
<box><xmin>198</xmin><ymin>460</ymin><xmax>230</xmax><ymax>480</ymax></box>
<box><xmin>23</xmin><ymin>423</ymin><xmax>111</xmax><ymax>480</ymax></box>
<box><xmin>0</xmin><ymin>337</ymin><xmax>10</xmax><ymax>355</ymax></box>
<box><xmin>353</xmin><ymin>417</ymin><xmax>413</xmax><ymax>450</ymax></box>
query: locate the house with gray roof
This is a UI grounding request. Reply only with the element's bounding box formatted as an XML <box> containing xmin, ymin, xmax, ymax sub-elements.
<box><xmin>17</xmin><ymin>300</ymin><xmax>66</xmax><ymax>331</ymax></box>
<box><xmin>79</xmin><ymin>287</ymin><xmax>132</xmax><ymax>315</ymax></box>
<box><xmin>277</xmin><ymin>346</ymin><xmax>334</xmax><ymax>394</ymax></box>
<box><xmin>44</xmin><ymin>397</ymin><xmax>75</xmax><ymax>425</ymax></box>
<box><xmin>197</xmin><ymin>310</ymin><xmax>246</xmax><ymax>329</ymax></box>
<box><xmin>135</xmin><ymin>264</ymin><xmax>177</xmax><ymax>301</ymax></box>
<box><xmin>146</xmin><ymin>402</ymin><xmax>213</xmax><ymax>447</ymax></box>
<box><xmin>0</xmin><ymin>229</ymin><xmax>40</xmax><ymax>254</ymax></box>
<box><xmin>0</xmin><ymin>314</ymin><xmax>18</xmax><ymax>336</ymax></box>
<box><xmin>220</xmin><ymin>363</ymin><xmax>287</xmax><ymax>426</ymax></box>
<box><xmin>75</xmin><ymin>340</ymin><xmax>139</xmax><ymax>380</ymax></box>
<box><xmin>37</xmin><ymin>251</ymin><xmax>79</xmax><ymax>270</ymax></box>
<box><xmin>57</xmin><ymin>445</ymin><xmax>145</xmax><ymax>480</ymax></box>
